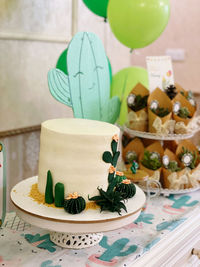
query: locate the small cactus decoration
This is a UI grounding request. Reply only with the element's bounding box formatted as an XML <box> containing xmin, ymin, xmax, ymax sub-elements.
<box><xmin>102</xmin><ymin>134</ymin><xmax>120</xmax><ymax>189</ymax></box>
<box><xmin>99</xmin><ymin>236</ymin><xmax>137</xmax><ymax>262</ymax></box>
<box><xmin>115</xmin><ymin>179</ymin><xmax>136</xmax><ymax>199</ymax></box>
<box><xmin>48</xmin><ymin>32</ymin><xmax>120</xmax><ymax>124</ymax></box>
<box><xmin>168</xmin><ymin>195</ymin><xmax>199</xmax><ymax>209</ymax></box>
<box><xmin>64</xmin><ymin>192</ymin><xmax>86</xmax><ymax>214</ymax></box>
<box><xmin>45</xmin><ymin>170</ymin><xmax>54</xmax><ymax>204</ymax></box>
<box><xmin>130</xmin><ymin>161</ymin><xmax>139</xmax><ymax>174</ymax></box>
<box><xmin>54</xmin><ymin>183</ymin><xmax>64</xmax><ymax>207</ymax></box>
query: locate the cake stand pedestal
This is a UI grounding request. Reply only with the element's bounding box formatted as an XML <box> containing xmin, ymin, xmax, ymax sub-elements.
<box><xmin>10</xmin><ymin>176</ymin><xmax>146</xmax><ymax>249</ymax></box>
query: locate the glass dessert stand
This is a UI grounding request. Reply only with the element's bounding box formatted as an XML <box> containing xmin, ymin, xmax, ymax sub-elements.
<box><xmin>121</xmin><ymin>116</ymin><xmax>200</xmax><ymax>196</ymax></box>
<box><xmin>10</xmin><ymin>176</ymin><xmax>146</xmax><ymax>249</ymax></box>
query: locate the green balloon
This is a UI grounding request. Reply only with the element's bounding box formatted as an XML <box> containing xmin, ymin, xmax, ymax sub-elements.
<box><xmin>56</xmin><ymin>48</ymin><xmax>112</xmax><ymax>82</ymax></box>
<box><xmin>111</xmin><ymin>67</ymin><xmax>148</xmax><ymax>125</ymax></box>
<box><xmin>56</xmin><ymin>48</ymin><xmax>68</xmax><ymax>74</ymax></box>
<box><xmin>108</xmin><ymin>0</ymin><xmax>170</xmax><ymax>49</ymax></box>
<box><xmin>83</xmin><ymin>0</ymin><xmax>109</xmax><ymax>18</ymax></box>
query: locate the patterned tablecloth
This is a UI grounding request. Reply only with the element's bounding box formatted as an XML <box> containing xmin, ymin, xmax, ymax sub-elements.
<box><xmin>1</xmin><ymin>191</ymin><xmax>200</xmax><ymax>267</ymax></box>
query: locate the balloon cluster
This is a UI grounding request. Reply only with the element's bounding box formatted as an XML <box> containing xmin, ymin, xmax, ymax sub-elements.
<box><xmin>83</xmin><ymin>0</ymin><xmax>170</xmax><ymax>49</ymax></box>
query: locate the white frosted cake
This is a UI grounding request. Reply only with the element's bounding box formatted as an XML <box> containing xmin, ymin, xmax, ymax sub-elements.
<box><xmin>38</xmin><ymin>118</ymin><xmax>120</xmax><ymax>200</ymax></box>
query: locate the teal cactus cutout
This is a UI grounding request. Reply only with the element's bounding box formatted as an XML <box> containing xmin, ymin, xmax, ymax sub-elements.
<box><xmin>168</xmin><ymin>195</ymin><xmax>199</xmax><ymax>209</ymax></box>
<box><xmin>134</xmin><ymin>212</ymin><xmax>154</xmax><ymax>224</ymax></box>
<box><xmin>130</xmin><ymin>161</ymin><xmax>139</xmax><ymax>174</ymax></box>
<box><xmin>41</xmin><ymin>260</ymin><xmax>61</xmax><ymax>267</ymax></box>
<box><xmin>25</xmin><ymin>233</ymin><xmax>57</xmax><ymax>253</ymax></box>
<box><xmin>48</xmin><ymin>32</ymin><xmax>120</xmax><ymax>123</ymax></box>
<box><xmin>99</xmin><ymin>236</ymin><xmax>137</xmax><ymax>262</ymax></box>
<box><xmin>156</xmin><ymin>218</ymin><xmax>186</xmax><ymax>232</ymax></box>
<box><xmin>48</xmin><ymin>69</ymin><xmax>72</xmax><ymax>107</ymax></box>
<box><xmin>56</xmin><ymin>48</ymin><xmax>113</xmax><ymax>82</ymax></box>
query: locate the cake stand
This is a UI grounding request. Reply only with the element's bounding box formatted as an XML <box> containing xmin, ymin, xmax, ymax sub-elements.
<box><xmin>10</xmin><ymin>176</ymin><xmax>146</xmax><ymax>249</ymax></box>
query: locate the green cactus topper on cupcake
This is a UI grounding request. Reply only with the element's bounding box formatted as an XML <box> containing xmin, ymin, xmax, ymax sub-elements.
<box><xmin>48</xmin><ymin>32</ymin><xmax>120</xmax><ymax>124</ymax></box>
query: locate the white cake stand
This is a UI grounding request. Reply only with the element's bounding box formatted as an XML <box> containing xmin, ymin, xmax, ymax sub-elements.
<box><xmin>10</xmin><ymin>176</ymin><xmax>146</xmax><ymax>249</ymax></box>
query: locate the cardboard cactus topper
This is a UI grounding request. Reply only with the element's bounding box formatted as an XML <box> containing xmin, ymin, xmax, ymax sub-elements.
<box><xmin>48</xmin><ymin>31</ymin><xmax>120</xmax><ymax>124</ymax></box>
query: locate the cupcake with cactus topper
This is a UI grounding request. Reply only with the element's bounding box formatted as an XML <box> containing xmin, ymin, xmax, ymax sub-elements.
<box><xmin>147</xmin><ymin>88</ymin><xmax>174</xmax><ymax>134</ymax></box>
<box><xmin>162</xmin><ymin>148</ymin><xmax>184</xmax><ymax>189</ymax></box>
<box><xmin>139</xmin><ymin>141</ymin><xmax>164</xmax><ymax>178</ymax></box>
<box><xmin>122</xmin><ymin>137</ymin><xmax>144</xmax><ymax>168</ymax></box>
<box><xmin>172</xmin><ymin>93</ymin><xmax>196</xmax><ymax>134</ymax></box>
<box><xmin>123</xmin><ymin>160</ymin><xmax>149</xmax><ymax>183</ymax></box>
<box><xmin>175</xmin><ymin>83</ymin><xmax>196</xmax><ymax>108</ymax></box>
<box><xmin>126</xmin><ymin>83</ymin><xmax>149</xmax><ymax>132</ymax></box>
<box><xmin>176</xmin><ymin>140</ymin><xmax>200</xmax><ymax>171</ymax></box>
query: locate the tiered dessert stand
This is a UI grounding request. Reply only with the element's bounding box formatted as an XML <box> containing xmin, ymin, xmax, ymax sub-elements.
<box><xmin>122</xmin><ymin>116</ymin><xmax>200</xmax><ymax>197</ymax></box>
<box><xmin>11</xmin><ymin>176</ymin><xmax>146</xmax><ymax>249</ymax></box>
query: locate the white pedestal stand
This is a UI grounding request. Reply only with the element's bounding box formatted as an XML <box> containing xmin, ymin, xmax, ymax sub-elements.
<box><xmin>11</xmin><ymin>177</ymin><xmax>146</xmax><ymax>249</ymax></box>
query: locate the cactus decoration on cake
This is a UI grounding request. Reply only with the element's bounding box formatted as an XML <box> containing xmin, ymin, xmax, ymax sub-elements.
<box><xmin>48</xmin><ymin>32</ymin><xmax>120</xmax><ymax>124</ymax></box>
<box><xmin>54</xmin><ymin>183</ymin><xmax>65</xmax><ymax>207</ymax></box>
<box><xmin>115</xmin><ymin>179</ymin><xmax>136</xmax><ymax>199</ymax></box>
<box><xmin>64</xmin><ymin>192</ymin><xmax>86</xmax><ymax>214</ymax></box>
<box><xmin>45</xmin><ymin>170</ymin><xmax>54</xmax><ymax>204</ymax></box>
<box><xmin>89</xmin><ymin>134</ymin><xmax>136</xmax><ymax>214</ymax></box>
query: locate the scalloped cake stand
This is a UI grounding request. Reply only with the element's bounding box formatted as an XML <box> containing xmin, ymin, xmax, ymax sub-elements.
<box><xmin>10</xmin><ymin>176</ymin><xmax>146</xmax><ymax>249</ymax></box>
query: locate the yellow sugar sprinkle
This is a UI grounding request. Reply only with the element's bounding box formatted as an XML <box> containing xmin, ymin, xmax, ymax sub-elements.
<box><xmin>86</xmin><ymin>201</ymin><xmax>99</xmax><ymax>210</ymax></box>
<box><xmin>29</xmin><ymin>183</ymin><xmax>59</xmax><ymax>208</ymax></box>
<box><xmin>29</xmin><ymin>183</ymin><xmax>99</xmax><ymax>210</ymax></box>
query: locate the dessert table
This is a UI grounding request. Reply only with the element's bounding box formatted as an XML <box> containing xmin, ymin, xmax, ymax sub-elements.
<box><xmin>1</xmin><ymin>191</ymin><xmax>200</xmax><ymax>267</ymax></box>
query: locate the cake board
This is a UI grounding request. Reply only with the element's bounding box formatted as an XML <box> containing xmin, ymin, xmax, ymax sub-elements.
<box><xmin>10</xmin><ymin>176</ymin><xmax>146</xmax><ymax>249</ymax></box>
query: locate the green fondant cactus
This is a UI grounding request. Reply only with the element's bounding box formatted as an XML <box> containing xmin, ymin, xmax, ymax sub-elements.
<box><xmin>99</xmin><ymin>236</ymin><xmax>137</xmax><ymax>262</ymax></box>
<box><xmin>54</xmin><ymin>183</ymin><xmax>64</xmax><ymax>207</ymax></box>
<box><xmin>45</xmin><ymin>170</ymin><xmax>54</xmax><ymax>204</ymax></box>
<box><xmin>48</xmin><ymin>32</ymin><xmax>120</xmax><ymax>124</ymax></box>
<box><xmin>64</xmin><ymin>194</ymin><xmax>86</xmax><ymax>214</ymax></box>
<box><xmin>168</xmin><ymin>195</ymin><xmax>199</xmax><ymax>209</ymax></box>
<box><xmin>115</xmin><ymin>182</ymin><xmax>136</xmax><ymax>199</ymax></box>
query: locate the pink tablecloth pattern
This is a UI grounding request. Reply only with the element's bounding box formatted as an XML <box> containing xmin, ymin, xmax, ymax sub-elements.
<box><xmin>1</xmin><ymin>192</ymin><xmax>200</xmax><ymax>267</ymax></box>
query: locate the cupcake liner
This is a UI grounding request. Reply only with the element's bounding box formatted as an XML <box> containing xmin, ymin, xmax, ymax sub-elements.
<box><xmin>147</xmin><ymin>88</ymin><xmax>172</xmax><ymax>133</ymax></box>
<box><xmin>122</xmin><ymin>137</ymin><xmax>144</xmax><ymax>165</ymax></box>
<box><xmin>127</xmin><ymin>109</ymin><xmax>148</xmax><ymax>132</ymax></box>
<box><xmin>176</xmin><ymin>140</ymin><xmax>200</xmax><ymax>169</ymax></box>
<box><xmin>162</xmin><ymin>148</ymin><xmax>182</xmax><ymax>188</ymax></box>
<box><xmin>124</xmin><ymin>169</ymin><xmax>149</xmax><ymax>183</ymax></box>
<box><xmin>127</xmin><ymin>83</ymin><xmax>149</xmax><ymax>131</ymax></box>
<box><xmin>172</xmin><ymin>93</ymin><xmax>196</xmax><ymax>126</ymax></box>
<box><xmin>139</xmin><ymin>141</ymin><xmax>164</xmax><ymax>177</ymax></box>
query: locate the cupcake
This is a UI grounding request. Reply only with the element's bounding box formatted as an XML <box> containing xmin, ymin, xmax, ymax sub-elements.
<box><xmin>173</xmin><ymin>93</ymin><xmax>196</xmax><ymax>133</ymax></box>
<box><xmin>148</xmin><ymin>88</ymin><xmax>174</xmax><ymax>134</ymax></box>
<box><xmin>122</xmin><ymin>137</ymin><xmax>144</xmax><ymax>168</ymax></box>
<box><xmin>139</xmin><ymin>141</ymin><xmax>164</xmax><ymax>178</ymax></box>
<box><xmin>162</xmin><ymin>148</ymin><xmax>184</xmax><ymax>189</ymax></box>
<box><xmin>126</xmin><ymin>83</ymin><xmax>149</xmax><ymax>132</ymax></box>
<box><xmin>176</xmin><ymin>140</ymin><xmax>199</xmax><ymax>170</ymax></box>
